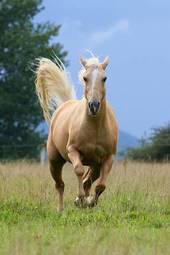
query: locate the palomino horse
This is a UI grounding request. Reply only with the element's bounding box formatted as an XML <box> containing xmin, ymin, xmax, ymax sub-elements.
<box><xmin>35</xmin><ymin>55</ymin><xmax>118</xmax><ymax>212</ymax></box>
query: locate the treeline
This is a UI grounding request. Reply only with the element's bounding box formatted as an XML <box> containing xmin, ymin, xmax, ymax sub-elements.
<box><xmin>127</xmin><ymin>123</ymin><xmax>170</xmax><ymax>162</ymax></box>
<box><xmin>0</xmin><ymin>0</ymin><xmax>67</xmax><ymax>160</ymax></box>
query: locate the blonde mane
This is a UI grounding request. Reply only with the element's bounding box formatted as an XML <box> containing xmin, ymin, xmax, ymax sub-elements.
<box><xmin>79</xmin><ymin>57</ymin><xmax>100</xmax><ymax>82</ymax></box>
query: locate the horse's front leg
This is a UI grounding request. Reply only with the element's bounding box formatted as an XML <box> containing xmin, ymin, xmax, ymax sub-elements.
<box><xmin>67</xmin><ymin>146</ymin><xmax>86</xmax><ymax>207</ymax></box>
<box><xmin>87</xmin><ymin>155</ymin><xmax>113</xmax><ymax>207</ymax></box>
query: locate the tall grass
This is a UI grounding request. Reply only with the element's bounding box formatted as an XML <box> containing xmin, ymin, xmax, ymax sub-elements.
<box><xmin>0</xmin><ymin>161</ymin><xmax>170</xmax><ymax>255</ymax></box>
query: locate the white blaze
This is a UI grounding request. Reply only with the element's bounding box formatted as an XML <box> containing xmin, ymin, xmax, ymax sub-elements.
<box><xmin>91</xmin><ymin>68</ymin><xmax>98</xmax><ymax>97</ymax></box>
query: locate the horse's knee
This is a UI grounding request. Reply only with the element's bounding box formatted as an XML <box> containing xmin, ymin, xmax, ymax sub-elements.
<box><xmin>74</xmin><ymin>163</ymin><xmax>84</xmax><ymax>176</ymax></box>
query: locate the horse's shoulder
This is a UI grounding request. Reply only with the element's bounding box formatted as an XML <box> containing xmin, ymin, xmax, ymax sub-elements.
<box><xmin>106</xmin><ymin>103</ymin><xmax>118</xmax><ymax>129</ymax></box>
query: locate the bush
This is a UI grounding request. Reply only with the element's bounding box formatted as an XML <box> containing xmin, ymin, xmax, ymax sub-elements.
<box><xmin>127</xmin><ymin>123</ymin><xmax>170</xmax><ymax>162</ymax></box>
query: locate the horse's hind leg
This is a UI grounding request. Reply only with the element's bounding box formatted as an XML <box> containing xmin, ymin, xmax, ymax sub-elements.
<box><xmin>49</xmin><ymin>156</ymin><xmax>65</xmax><ymax>212</ymax></box>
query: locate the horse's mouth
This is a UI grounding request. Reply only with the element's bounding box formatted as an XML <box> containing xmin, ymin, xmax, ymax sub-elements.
<box><xmin>89</xmin><ymin>106</ymin><xmax>100</xmax><ymax>116</ymax></box>
<box><xmin>89</xmin><ymin>110</ymin><xmax>98</xmax><ymax>117</ymax></box>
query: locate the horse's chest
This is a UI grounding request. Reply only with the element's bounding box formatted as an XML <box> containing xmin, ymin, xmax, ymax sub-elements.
<box><xmin>79</xmin><ymin>143</ymin><xmax>107</xmax><ymax>165</ymax></box>
<box><xmin>87</xmin><ymin>143</ymin><xmax>106</xmax><ymax>156</ymax></box>
<box><xmin>72</xmin><ymin>123</ymin><xmax>114</xmax><ymax>165</ymax></box>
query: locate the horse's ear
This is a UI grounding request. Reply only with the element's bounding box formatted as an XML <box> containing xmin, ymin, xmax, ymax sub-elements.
<box><xmin>80</xmin><ymin>56</ymin><xmax>87</xmax><ymax>68</ymax></box>
<box><xmin>101</xmin><ymin>57</ymin><xmax>109</xmax><ymax>70</ymax></box>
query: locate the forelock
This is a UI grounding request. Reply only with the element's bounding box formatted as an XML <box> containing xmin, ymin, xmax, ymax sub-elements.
<box><xmin>79</xmin><ymin>57</ymin><xmax>100</xmax><ymax>82</ymax></box>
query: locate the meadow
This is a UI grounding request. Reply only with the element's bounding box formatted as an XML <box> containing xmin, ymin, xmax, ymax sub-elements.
<box><xmin>0</xmin><ymin>161</ymin><xmax>170</xmax><ymax>255</ymax></box>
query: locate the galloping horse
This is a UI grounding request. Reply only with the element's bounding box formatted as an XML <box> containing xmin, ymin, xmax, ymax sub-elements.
<box><xmin>35</xmin><ymin>55</ymin><xmax>118</xmax><ymax>212</ymax></box>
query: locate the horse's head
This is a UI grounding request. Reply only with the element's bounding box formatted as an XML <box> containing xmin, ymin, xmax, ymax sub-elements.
<box><xmin>79</xmin><ymin>56</ymin><xmax>109</xmax><ymax>116</ymax></box>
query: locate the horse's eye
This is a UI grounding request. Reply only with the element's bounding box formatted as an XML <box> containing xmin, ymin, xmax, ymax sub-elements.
<box><xmin>103</xmin><ymin>77</ymin><xmax>107</xmax><ymax>82</ymax></box>
<box><xmin>83</xmin><ymin>77</ymin><xmax>88</xmax><ymax>82</ymax></box>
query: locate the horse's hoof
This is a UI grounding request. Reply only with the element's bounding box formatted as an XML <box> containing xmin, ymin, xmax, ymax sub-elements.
<box><xmin>74</xmin><ymin>196</ymin><xmax>86</xmax><ymax>208</ymax></box>
<box><xmin>86</xmin><ymin>196</ymin><xmax>97</xmax><ymax>208</ymax></box>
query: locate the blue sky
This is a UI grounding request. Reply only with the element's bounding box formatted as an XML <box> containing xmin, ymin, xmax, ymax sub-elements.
<box><xmin>36</xmin><ymin>0</ymin><xmax>170</xmax><ymax>138</ymax></box>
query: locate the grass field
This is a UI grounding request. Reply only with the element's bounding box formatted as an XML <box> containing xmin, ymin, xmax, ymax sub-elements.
<box><xmin>0</xmin><ymin>161</ymin><xmax>170</xmax><ymax>255</ymax></box>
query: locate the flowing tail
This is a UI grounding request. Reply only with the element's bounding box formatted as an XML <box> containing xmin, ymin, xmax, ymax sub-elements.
<box><xmin>35</xmin><ymin>57</ymin><xmax>76</xmax><ymax>122</ymax></box>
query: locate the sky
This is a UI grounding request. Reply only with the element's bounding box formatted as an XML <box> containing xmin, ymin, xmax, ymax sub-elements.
<box><xmin>36</xmin><ymin>0</ymin><xmax>170</xmax><ymax>138</ymax></box>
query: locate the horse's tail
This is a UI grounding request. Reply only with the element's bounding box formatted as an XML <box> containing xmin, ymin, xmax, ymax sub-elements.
<box><xmin>35</xmin><ymin>57</ymin><xmax>76</xmax><ymax>123</ymax></box>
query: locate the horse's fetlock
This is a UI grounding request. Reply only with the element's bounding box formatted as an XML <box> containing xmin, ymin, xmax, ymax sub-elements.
<box><xmin>83</xmin><ymin>179</ymin><xmax>91</xmax><ymax>190</ymax></box>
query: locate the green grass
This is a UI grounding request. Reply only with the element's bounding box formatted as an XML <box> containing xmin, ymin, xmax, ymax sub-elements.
<box><xmin>0</xmin><ymin>161</ymin><xmax>170</xmax><ymax>255</ymax></box>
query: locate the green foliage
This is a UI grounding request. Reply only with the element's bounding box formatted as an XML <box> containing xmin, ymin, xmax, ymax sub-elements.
<box><xmin>127</xmin><ymin>123</ymin><xmax>170</xmax><ymax>161</ymax></box>
<box><xmin>0</xmin><ymin>0</ymin><xmax>67</xmax><ymax>159</ymax></box>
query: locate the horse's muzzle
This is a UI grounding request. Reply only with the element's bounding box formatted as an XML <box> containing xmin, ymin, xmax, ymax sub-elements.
<box><xmin>88</xmin><ymin>100</ymin><xmax>100</xmax><ymax>115</ymax></box>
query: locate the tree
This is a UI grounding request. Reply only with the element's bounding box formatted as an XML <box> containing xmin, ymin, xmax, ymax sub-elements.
<box><xmin>127</xmin><ymin>123</ymin><xmax>170</xmax><ymax>161</ymax></box>
<box><xmin>0</xmin><ymin>0</ymin><xmax>67</xmax><ymax>160</ymax></box>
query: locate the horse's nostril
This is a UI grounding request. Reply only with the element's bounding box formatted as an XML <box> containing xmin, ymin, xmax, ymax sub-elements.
<box><xmin>88</xmin><ymin>101</ymin><xmax>100</xmax><ymax>114</ymax></box>
<box><xmin>93</xmin><ymin>101</ymin><xmax>100</xmax><ymax>109</ymax></box>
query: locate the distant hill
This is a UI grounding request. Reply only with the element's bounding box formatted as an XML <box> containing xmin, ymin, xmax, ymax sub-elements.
<box><xmin>118</xmin><ymin>130</ymin><xmax>140</xmax><ymax>158</ymax></box>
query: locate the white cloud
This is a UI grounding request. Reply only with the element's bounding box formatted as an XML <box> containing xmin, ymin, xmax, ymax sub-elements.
<box><xmin>90</xmin><ymin>20</ymin><xmax>129</xmax><ymax>45</ymax></box>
